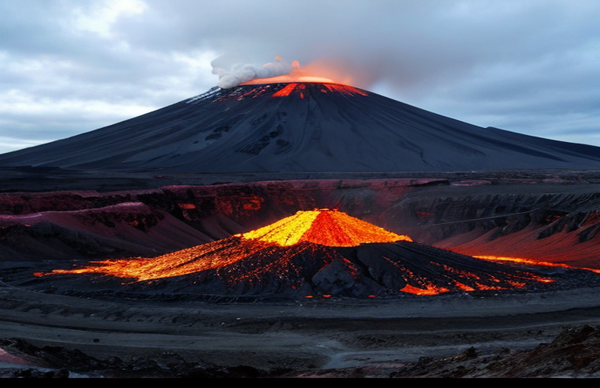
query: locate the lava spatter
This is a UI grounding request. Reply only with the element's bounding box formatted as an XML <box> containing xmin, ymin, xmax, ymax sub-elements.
<box><xmin>38</xmin><ymin>209</ymin><xmax>555</xmax><ymax>298</ymax></box>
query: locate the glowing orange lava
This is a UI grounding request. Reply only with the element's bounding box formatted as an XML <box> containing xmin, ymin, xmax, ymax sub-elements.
<box><xmin>272</xmin><ymin>83</ymin><xmax>301</xmax><ymax>97</ymax></box>
<box><xmin>474</xmin><ymin>255</ymin><xmax>600</xmax><ymax>275</ymax></box>
<box><xmin>39</xmin><ymin>209</ymin><xmax>411</xmax><ymax>283</ymax></box>
<box><xmin>267</xmin><ymin>82</ymin><xmax>368</xmax><ymax>99</ymax></box>
<box><xmin>41</xmin><ymin>238</ymin><xmax>269</xmax><ymax>282</ymax></box>
<box><xmin>400</xmin><ymin>284</ymin><xmax>448</xmax><ymax>296</ymax></box>
<box><xmin>240</xmin><ymin>209</ymin><xmax>412</xmax><ymax>247</ymax></box>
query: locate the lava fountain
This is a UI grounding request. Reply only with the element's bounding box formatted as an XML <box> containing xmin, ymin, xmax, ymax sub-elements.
<box><xmin>38</xmin><ymin>209</ymin><xmax>555</xmax><ymax>298</ymax></box>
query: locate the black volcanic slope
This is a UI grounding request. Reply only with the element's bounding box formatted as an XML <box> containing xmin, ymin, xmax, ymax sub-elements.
<box><xmin>1</xmin><ymin>82</ymin><xmax>600</xmax><ymax>173</ymax></box>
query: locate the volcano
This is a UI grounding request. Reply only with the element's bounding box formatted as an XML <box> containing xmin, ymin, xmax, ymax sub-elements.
<box><xmin>39</xmin><ymin>209</ymin><xmax>555</xmax><ymax>299</ymax></box>
<box><xmin>1</xmin><ymin>82</ymin><xmax>600</xmax><ymax>173</ymax></box>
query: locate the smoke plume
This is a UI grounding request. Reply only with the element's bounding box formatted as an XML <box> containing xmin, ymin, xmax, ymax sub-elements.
<box><xmin>212</xmin><ymin>56</ymin><xmax>300</xmax><ymax>89</ymax></box>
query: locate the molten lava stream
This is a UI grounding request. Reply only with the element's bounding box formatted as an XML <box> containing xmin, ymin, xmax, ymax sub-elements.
<box><xmin>271</xmin><ymin>83</ymin><xmax>299</xmax><ymax>97</ymax></box>
<box><xmin>473</xmin><ymin>255</ymin><xmax>600</xmax><ymax>274</ymax></box>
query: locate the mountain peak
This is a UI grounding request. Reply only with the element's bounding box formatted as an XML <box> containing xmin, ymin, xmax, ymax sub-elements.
<box><xmin>240</xmin><ymin>208</ymin><xmax>412</xmax><ymax>247</ymax></box>
<box><xmin>2</xmin><ymin>82</ymin><xmax>600</xmax><ymax>173</ymax></box>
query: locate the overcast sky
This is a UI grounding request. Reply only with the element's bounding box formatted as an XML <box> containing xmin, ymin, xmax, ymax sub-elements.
<box><xmin>1</xmin><ymin>0</ymin><xmax>599</xmax><ymax>154</ymax></box>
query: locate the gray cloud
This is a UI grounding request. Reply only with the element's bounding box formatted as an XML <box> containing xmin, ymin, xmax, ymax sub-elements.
<box><xmin>1</xmin><ymin>0</ymin><xmax>599</xmax><ymax>154</ymax></box>
<box><xmin>211</xmin><ymin>56</ymin><xmax>300</xmax><ymax>89</ymax></box>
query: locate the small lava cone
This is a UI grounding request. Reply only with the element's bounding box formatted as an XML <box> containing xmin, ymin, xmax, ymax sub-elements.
<box><xmin>33</xmin><ymin>209</ymin><xmax>563</xmax><ymax>299</ymax></box>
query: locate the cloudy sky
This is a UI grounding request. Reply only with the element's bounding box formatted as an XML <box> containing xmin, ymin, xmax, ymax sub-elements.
<box><xmin>1</xmin><ymin>0</ymin><xmax>599</xmax><ymax>154</ymax></box>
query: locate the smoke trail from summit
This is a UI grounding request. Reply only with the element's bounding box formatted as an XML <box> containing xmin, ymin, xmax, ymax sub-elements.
<box><xmin>212</xmin><ymin>56</ymin><xmax>300</xmax><ymax>89</ymax></box>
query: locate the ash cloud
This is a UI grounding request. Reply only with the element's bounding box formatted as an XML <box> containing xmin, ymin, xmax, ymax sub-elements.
<box><xmin>211</xmin><ymin>56</ymin><xmax>300</xmax><ymax>89</ymax></box>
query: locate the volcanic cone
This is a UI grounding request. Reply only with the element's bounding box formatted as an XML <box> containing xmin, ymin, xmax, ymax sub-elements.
<box><xmin>41</xmin><ymin>209</ymin><xmax>554</xmax><ymax>298</ymax></box>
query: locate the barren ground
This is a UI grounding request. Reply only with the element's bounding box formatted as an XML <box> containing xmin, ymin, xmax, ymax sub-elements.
<box><xmin>3</xmin><ymin>278</ymin><xmax>600</xmax><ymax>377</ymax></box>
<box><xmin>3</xmin><ymin>169</ymin><xmax>600</xmax><ymax>378</ymax></box>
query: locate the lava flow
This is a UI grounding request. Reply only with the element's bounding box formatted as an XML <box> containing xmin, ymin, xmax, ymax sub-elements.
<box><xmin>38</xmin><ymin>209</ymin><xmax>556</xmax><ymax>298</ymax></box>
<box><xmin>270</xmin><ymin>82</ymin><xmax>368</xmax><ymax>98</ymax></box>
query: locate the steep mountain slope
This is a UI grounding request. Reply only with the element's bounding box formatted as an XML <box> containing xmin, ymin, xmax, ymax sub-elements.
<box><xmin>1</xmin><ymin>82</ymin><xmax>599</xmax><ymax>173</ymax></box>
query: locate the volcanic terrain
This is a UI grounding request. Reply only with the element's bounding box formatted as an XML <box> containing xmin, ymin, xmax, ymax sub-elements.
<box><xmin>28</xmin><ymin>208</ymin><xmax>569</xmax><ymax>300</ymax></box>
<box><xmin>2</xmin><ymin>82</ymin><xmax>600</xmax><ymax>377</ymax></box>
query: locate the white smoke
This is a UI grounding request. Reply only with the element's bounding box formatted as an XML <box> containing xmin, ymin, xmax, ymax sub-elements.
<box><xmin>212</xmin><ymin>56</ymin><xmax>300</xmax><ymax>89</ymax></box>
